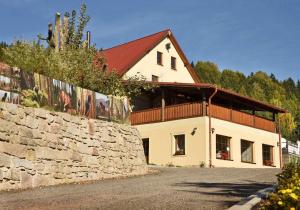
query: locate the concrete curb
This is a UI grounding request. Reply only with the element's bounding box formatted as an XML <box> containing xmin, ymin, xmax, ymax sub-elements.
<box><xmin>227</xmin><ymin>186</ymin><xmax>275</xmax><ymax>210</ymax></box>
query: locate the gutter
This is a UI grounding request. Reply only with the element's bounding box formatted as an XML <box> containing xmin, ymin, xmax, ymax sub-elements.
<box><xmin>278</xmin><ymin>114</ymin><xmax>283</xmax><ymax>168</ymax></box>
<box><xmin>208</xmin><ymin>85</ymin><xmax>218</xmax><ymax>168</ymax></box>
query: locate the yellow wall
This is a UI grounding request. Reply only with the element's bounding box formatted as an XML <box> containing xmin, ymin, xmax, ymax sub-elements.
<box><xmin>123</xmin><ymin>37</ymin><xmax>195</xmax><ymax>83</ymax></box>
<box><xmin>135</xmin><ymin>117</ymin><xmax>207</xmax><ymax>166</ymax></box>
<box><xmin>210</xmin><ymin>118</ymin><xmax>280</xmax><ymax>168</ymax></box>
<box><xmin>134</xmin><ymin>116</ymin><xmax>280</xmax><ymax>168</ymax></box>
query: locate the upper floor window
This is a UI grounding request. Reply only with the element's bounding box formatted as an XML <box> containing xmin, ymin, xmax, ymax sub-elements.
<box><xmin>171</xmin><ymin>56</ymin><xmax>176</xmax><ymax>70</ymax></box>
<box><xmin>152</xmin><ymin>75</ymin><xmax>159</xmax><ymax>82</ymax></box>
<box><xmin>216</xmin><ymin>134</ymin><xmax>231</xmax><ymax>160</ymax></box>
<box><xmin>157</xmin><ymin>51</ymin><xmax>163</xmax><ymax>65</ymax></box>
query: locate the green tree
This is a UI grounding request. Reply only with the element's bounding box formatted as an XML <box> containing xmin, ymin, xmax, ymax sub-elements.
<box><xmin>0</xmin><ymin>42</ymin><xmax>8</xmax><ymax>61</ymax></box>
<box><xmin>220</xmin><ymin>69</ymin><xmax>246</xmax><ymax>94</ymax></box>
<box><xmin>193</xmin><ymin>60</ymin><xmax>300</xmax><ymax>140</ymax></box>
<box><xmin>194</xmin><ymin>61</ymin><xmax>221</xmax><ymax>85</ymax></box>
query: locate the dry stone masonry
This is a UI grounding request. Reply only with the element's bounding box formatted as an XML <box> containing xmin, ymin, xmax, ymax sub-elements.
<box><xmin>0</xmin><ymin>102</ymin><xmax>147</xmax><ymax>191</ymax></box>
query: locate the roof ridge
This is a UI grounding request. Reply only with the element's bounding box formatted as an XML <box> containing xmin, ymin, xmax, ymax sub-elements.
<box><xmin>102</xmin><ymin>28</ymin><xmax>170</xmax><ymax>52</ymax></box>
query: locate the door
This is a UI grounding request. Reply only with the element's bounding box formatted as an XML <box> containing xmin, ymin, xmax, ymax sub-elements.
<box><xmin>142</xmin><ymin>138</ymin><xmax>149</xmax><ymax>164</ymax></box>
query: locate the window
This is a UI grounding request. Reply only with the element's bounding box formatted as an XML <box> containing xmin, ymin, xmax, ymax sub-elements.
<box><xmin>241</xmin><ymin>140</ymin><xmax>254</xmax><ymax>163</ymax></box>
<box><xmin>171</xmin><ymin>56</ymin><xmax>176</xmax><ymax>70</ymax></box>
<box><xmin>262</xmin><ymin>144</ymin><xmax>273</xmax><ymax>166</ymax></box>
<box><xmin>142</xmin><ymin>138</ymin><xmax>149</xmax><ymax>164</ymax></box>
<box><xmin>174</xmin><ymin>134</ymin><xmax>185</xmax><ymax>155</ymax></box>
<box><xmin>152</xmin><ymin>75</ymin><xmax>159</xmax><ymax>82</ymax></box>
<box><xmin>216</xmin><ymin>135</ymin><xmax>231</xmax><ymax>160</ymax></box>
<box><xmin>157</xmin><ymin>51</ymin><xmax>163</xmax><ymax>65</ymax></box>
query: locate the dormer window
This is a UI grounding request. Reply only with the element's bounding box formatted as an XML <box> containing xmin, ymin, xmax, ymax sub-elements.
<box><xmin>157</xmin><ymin>51</ymin><xmax>163</xmax><ymax>65</ymax></box>
<box><xmin>171</xmin><ymin>56</ymin><xmax>176</xmax><ymax>70</ymax></box>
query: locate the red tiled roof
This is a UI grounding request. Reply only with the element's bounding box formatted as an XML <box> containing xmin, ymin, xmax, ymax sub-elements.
<box><xmin>99</xmin><ymin>29</ymin><xmax>200</xmax><ymax>82</ymax></box>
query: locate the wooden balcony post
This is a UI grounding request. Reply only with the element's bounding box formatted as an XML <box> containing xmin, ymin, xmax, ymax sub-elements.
<box><xmin>201</xmin><ymin>93</ymin><xmax>207</xmax><ymax>116</ymax></box>
<box><xmin>161</xmin><ymin>89</ymin><xmax>165</xmax><ymax>122</ymax></box>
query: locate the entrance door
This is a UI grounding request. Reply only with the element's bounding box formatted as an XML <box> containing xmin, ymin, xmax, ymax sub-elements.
<box><xmin>142</xmin><ymin>138</ymin><xmax>149</xmax><ymax>164</ymax></box>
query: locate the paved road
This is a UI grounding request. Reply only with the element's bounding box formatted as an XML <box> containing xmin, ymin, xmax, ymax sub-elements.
<box><xmin>0</xmin><ymin>167</ymin><xmax>279</xmax><ymax>210</ymax></box>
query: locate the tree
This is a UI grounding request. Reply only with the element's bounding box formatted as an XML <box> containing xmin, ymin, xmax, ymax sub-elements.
<box><xmin>279</xmin><ymin>113</ymin><xmax>297</xmax><ymax>140</ymax></box>
<box><xmin>2</xmin><ymin>4</ymin><xmax>153</xmax><ymax>99</ymax></box>
<box><xmin>0</xmin><ymin>42</ymin><xmax>8</xmax><ymax>61</ymax></box>
<box><xmin>282</xmin><ymin>78</ymin><xmax>297</xmax><ymax>98</ymax></box>
<box><xmin>220</xmin><ymin>69</ymin><xmax>246</xmax><ymax>94</ymax></box>
<box><xmin>193</xmin><ymin>60</ymin><xmax>300</xmax><ymax>141</ymax></box>
<box><xmin>194</xmin><ymin>61</ymin><xmax>221</xmax><ymax>85</ymax></box>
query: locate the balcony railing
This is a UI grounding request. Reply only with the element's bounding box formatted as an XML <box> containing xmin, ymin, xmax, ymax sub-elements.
<box><xmin>131</xmin><ymin>102</ymin><xmax>277</xmax><ymax>133</ymax></box>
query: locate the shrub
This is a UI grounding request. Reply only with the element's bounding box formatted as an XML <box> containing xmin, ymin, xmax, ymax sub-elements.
<box><xmin>260</xmin><ymin>162</ymin><xmax>300</xmax><ymax>210</ymax></box>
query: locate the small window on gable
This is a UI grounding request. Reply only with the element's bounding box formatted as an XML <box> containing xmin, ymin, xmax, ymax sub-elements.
<box><xmin>157</xmin><ymin>51</ymin><xmax>163</xmax><ymax>65</ymax></box>
<box><xmin>174</xmin><ymin>134</ymin><xmax>185</xmax><ymax>155</ymax></box>
<box><xmin>171</xmin><ymin>56</ymin><xmax>176</xmax><ymax>70</ymax></box>
<box><xmin>152</xmin><ymin>75</ymin><xmax>159</xmax><ymax>82</ymax></box>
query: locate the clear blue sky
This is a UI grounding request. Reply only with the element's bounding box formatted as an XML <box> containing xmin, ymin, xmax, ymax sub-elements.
<box><xmin>1</xmin><ymin>0</ymin><xmax>300</xmax><ymax>81</ymax></box>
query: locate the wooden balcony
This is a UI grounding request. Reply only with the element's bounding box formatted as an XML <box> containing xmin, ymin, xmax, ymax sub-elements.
<box><xmin>131</xmin><ymin>103</ymin><xmax>277</xmax><ymax>133</ymax></box>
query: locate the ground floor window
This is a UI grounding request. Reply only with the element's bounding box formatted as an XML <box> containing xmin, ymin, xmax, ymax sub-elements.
<box><xmin>216</xmin><ymin>134</ymin><xmax>231</xmax><ymax>160</ymax></box>
<box><xmin>174</xmin><ymin>134</ymin><xmax>185</xmax><ymax>155</ymax></box>
<box><xmin>241</xmin><ymin>140</ymin><xmax>254</xmax><ymax>163</ymax></box>
<box><xmin>262</xmin><ymin>144</ymin><xmax>273</xmax><ymax>166</ymax></box>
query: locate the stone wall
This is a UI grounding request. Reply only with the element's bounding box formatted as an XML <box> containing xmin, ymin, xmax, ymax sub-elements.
<box><xmin>0</xmin><ymin>102</ymin><xmax>147</xmax><ymax>191</ymax></box>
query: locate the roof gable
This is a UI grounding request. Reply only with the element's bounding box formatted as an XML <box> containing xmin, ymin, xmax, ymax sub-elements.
<box><xmin>99</xmin><ymin>29</ymin><xmax>200</xmax><ymax>83</ymax></box>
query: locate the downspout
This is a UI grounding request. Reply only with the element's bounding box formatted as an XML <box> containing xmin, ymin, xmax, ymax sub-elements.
<box><xmin>277</xmin><ymin>113</ymin><xmax>283</xmax><ymax>168</ymax></box>
<box><xmin>208</xmin><ymin>85</ymin><xmax>218</xmax><ymax>168</ymax></box>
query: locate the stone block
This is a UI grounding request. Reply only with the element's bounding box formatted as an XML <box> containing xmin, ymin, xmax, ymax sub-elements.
<box><xmin>0</xmin><ymin>153</ymin><xmax>10</xmax><ymax>168</ymax></box>
<box><xmin>0</xmin><ymin>132</ymin><xmax>9</xmax><ymax>142</ymax></box>
<box><xmin>36</xmin><ymin>147</ymin><xmax>71</xmax><ymax>160</ymax></box>
<box><xmin>92</xmin><ymin>147</ymin><xmax>99</xmax><ymax>156</ymax></box>
<box><xmin>32</xmin><ymin>130</ymin><xmax>42</xmax><ymax>139</ymax></box>
<box><xmin>33</xmin><ymin>174</ymin><xmax>49</xmax><ymax>187</ymax></box>
<box><xmin>35</xmin><ymin>109</ymin><xmax>47</xmax><ymax>119</ymax></box>
<box><xmin>3</xmin><ymin>168</ymin><xmax>11</xmax><ymax>180</ymax></box>
<box><xmin>11</xmin><ymin>157</ymin><xmax>33</xmax><ymax>170</ymax></box>
<box><xmin>25</xmin><ymin>115</ymin><xmax>38</xmax><ymax>129</ymax></box>
<box><xmin>20</xmin><ymin>171</ymin><xmax>33</xmax><ymax>188</ymax></box>
<box><xmin>77</xmin><ymin>143</ymin><xmax>92</xmax><ymax>155</ymax></box>
<box><xmin>49</xmin><ymin>123</ymin><xmax>60</xmax><ymax>134</ymax></box>
<box><xmin>0</xmin><ymin>142</ymin><xmax>28</xmax><ymax>158</ymax></box>
<box><xmin>19</xmin><ymin>127</ymin><xmax>33</xmax><ymax>138</ymax></box>
<box><xmin>53</xmin><ymin>173</ymin><xmax>65</xmax><ymax>179</ymax></box>
<box><xmin>38</xmin><ymin>120</ymin><xmax>49</xmax><ymax>132</ymax></box>
<box><xmin>11</xmin><ymin>168</ymin><xmax>20</xmax><ymax>181</ymax></box>
<box><xmin>71</xmin><ymin>152</ymin><xmax>82</xmax><ymax>162</ymax></box>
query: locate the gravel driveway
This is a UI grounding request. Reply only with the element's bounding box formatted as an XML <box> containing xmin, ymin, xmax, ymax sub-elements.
<box><xmin>0</xmin><ymin>167</ymin><xmax>280</xmax><ymax>210</ymax></box>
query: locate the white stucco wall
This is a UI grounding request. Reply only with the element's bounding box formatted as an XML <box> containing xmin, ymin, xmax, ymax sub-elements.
<box><xmin>123</xmin><ymin>37</ymin><xmax>195</xmax><ymax>83</ymax></box>
<box><xmin>134</xmin><ymin>116</ymin><xmax>280</xmax><ymax>168</ymax></box>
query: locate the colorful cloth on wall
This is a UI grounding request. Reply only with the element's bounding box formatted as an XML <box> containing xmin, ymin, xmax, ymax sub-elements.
<box><xmin>0</xmin><ymin>65</ymin><xmax>130</xmax><ymax>123</ymax></box>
